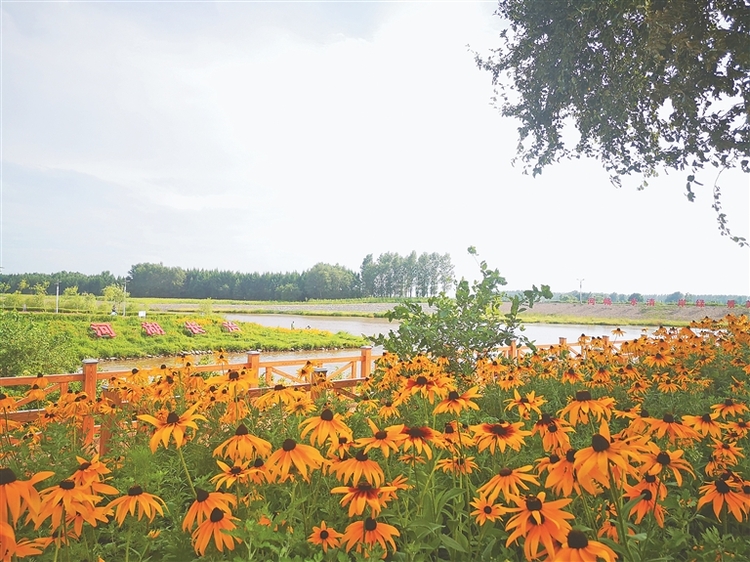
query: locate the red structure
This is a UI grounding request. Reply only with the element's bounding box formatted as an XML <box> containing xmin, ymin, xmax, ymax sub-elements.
<box><xmin>696</xmin><ymin>299</ymin><xmax>705</xmax><ymax>308</ymax></box>
<box><xmin>90</xmin><ymin>323</ymin><xmax>116</xmax><ymax>338</ymax></box>
<box><xmin>647</xmin><ymin>299</ymin><xmax>655</xmax><ymax>306</ymax></box>
<box><xmin>222</xmin><ymin>321</ymin><xmax>241</xmax><ymax>333</ymax></box>
<box><xmin>727</xmin><ymin>300</ymin><xmax>736</xmax><ymax>308</ymax></box>
<box><xmin>184</xmin><ymin>321</ymin><xmax>206</xmax><ymax>335</ymax></box>
<box><xmin>603</xmin><ymin>297</ymin><xmax>612</xmax><ymax>306</ymax></box>
<box><xmin>630</xmin><ymin>298</ymin><xmax>637</xmax><ymax>306</ymax></box>
<box><xmin>587</xmin><ymin>297</ymin><xmax>595</xmax><ymax>305</ymax></box>
<box><xmin>678</xmin><ymin>299</ymin><xmax>686</xmax><ymax>307</ymax></box>
<box><xmin>142</xmin><ymin>322</ymin><xmax>166</xmax><ymax>336</ymax></box>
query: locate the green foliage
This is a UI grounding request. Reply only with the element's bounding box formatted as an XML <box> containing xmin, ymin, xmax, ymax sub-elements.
<box><xmin>476</xmin><ymin>0</ymin><xmax>749</xmax><ymax>244</ymax></box>
<box><xmin>0</xmin><ymin>311</ymin><xmax>78</xmax><ymax>377</ymax></box>
<box><xmin>302</xmin><ymin>263</ymin><xmax>359</xmax><ymax>300</ymax></box>
<box><xmin>360</xmin><ymin>251</ymin><xmax>454</xmax><ymax>298</ymax></box>
<box><xmin>372</xmin><ymin>248</ymin><xmax>551</xmax><ymax>375</ymax></box>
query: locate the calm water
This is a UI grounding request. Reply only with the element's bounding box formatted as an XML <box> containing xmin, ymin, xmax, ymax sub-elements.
<box><xmin>97</xmin><ymin>314</ymin><xmax>649</xmax><ymax>372</ymax></box>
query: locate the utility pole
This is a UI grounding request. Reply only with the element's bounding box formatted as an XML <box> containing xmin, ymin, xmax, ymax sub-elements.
<box><xmin>55</xmin><ymin>281</ymin><xmax>59</xmax><ymax>314</ymax></box>
<box><xmin>122</xmin><ymin>278</ymin><xmax>127</xmax><ymax>317</ymax></box>
<box><xmin>577</xmin><ymin>278</ymin><xmax>585</xmax><ymax>304</ymax></box>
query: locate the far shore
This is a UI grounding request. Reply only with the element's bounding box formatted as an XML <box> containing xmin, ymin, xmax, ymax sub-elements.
<box><xmin>144</xmin><ymin>300</ymin><xmax>746</xmax><ymax>327</ymax></box>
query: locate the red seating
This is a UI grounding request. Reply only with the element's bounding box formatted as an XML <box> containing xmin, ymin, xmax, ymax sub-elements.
<box><xmin>184</xmin><ymin>321</ymin><xmax>206</xmax><ymax>335</ymax></box>
<box><xmin>222</xmin><ymin>321</ymin><xmax>241</xmax><ymax>333</ymax></box>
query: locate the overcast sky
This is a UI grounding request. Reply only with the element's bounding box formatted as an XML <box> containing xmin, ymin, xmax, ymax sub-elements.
<box><xmin>1</xmin><ymin>1</ymin><xmax>748</xmax><ymax>296</ymax></box>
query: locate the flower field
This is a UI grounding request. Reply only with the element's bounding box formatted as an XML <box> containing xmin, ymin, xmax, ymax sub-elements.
<box><xmin>1</xmin><ymin>314</ymin><xmax>750</xmax><ymax>561</ymax></box>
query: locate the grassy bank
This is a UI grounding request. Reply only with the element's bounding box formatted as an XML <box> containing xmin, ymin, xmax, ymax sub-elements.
<box><xmin>37</xmin><ymin>312</ymin><xmax>368</xmax><ymax>362</ymax></box>
<box><xmin>517</xmin><ymin>312</ymin><xmax>693</xmax><ymax>327</ymax></box>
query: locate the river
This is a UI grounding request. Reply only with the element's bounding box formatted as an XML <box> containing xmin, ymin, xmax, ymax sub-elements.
<box><xmin>97</xmin><ymin>314</ymin><xmax>648</xmax><ymax>372</ymax></box>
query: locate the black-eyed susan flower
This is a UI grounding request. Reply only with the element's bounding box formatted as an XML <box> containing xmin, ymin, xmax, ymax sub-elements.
<box><xmin>711</xmin><ymin>398</ymin><xmax>749</xmax><ymax>419</ymax></box>
<box><xmin>697</xmin><ymin>476</ymin><xmax>748</xmax><ymax>521</ymax></box>
<box><xmin>192</xmin><ymin>507</ymin><xmax>241</xmax><ymax>555</ymax></box>
<box><xmin>505</xmin><ymin>492</ymin><xmax>574</xmax><ymax>560</ymax></box>
<box><xmin>504</xmin><ymin>389</ymin><xmax>546</xmax><ymax>419</ymax></box>
<box><xmin>107</xmin><ymin>485</ymin><xmax>166</xmax><ymax>525</ymax></box>
<box><xmin>330</xmin><ymin>451</ymin><xmax>385</xmax><ymax>487</ymax></box>
<box><xmin>378</xmin><ymin>400</ymin><xmax>399</xmax><ymax>419</ymax></box>
<box><xmin>681</xmin><ymin>413</ymin><xmax>723</xmax><ymax>438</ymax></box>
<box><xmin>265</xmin><ymin>438</ymin><xmax>325</xmax><ymax>482</ymax></box>
<box><xmin>532</xmin><ymin>413</ymin><xmax>573</xmax><ymax>452</ymax></box>
<box><xmin>253</xmin><ymin>384</ymin><xmax>298</xmax><ymax>410</ymax></box>
<box><xmin>470</xmin><ymin>495</ymin><xmax>507</xmax><ymax>526</ymax></box>
<box><xmin>308</xmin><ymin>521</ymin><xmax>343</xmax><ymax>553</ymax></box>
<box><xmin>574</xmin><ymin>420</ymin><xmax>642</xmax><ymax>495</ymax></box>
<box><xmin>624</xmin><ymin>478</ymin><xmax>666</xmax><ymax>526</ymax></box>
<box><xmin>477</xmin><ymin>465</ymin><xmax>538</xmax><ymax>502</ymax></box>
<box><xmin>182</xmin><ymin>488</ymin><xmax>237</xmax><ymax>531</ymax></box>
<box><xmin>642</xmin><ymin>352</ymin><xmax>673</xmax><ymax>368</ymax></box>
<box><xmin>212</xmin><ymin>424</ymin><xmax>272</xmax><ymax>461</ymax></box>
<box><xmin>0</xmin><ymin>467</ymin><xmax>53</xmax><ymax>525</ymax></box>
<box><xmin>36</xmin><ymin>479</ymin><xmax>100</xmax><ymax>531</ymax></box>
<box><xmin>342</xmin><ymin>517</ymin><xmax>400</xmax><ymax>555</ymax></box>
<box><xmin>471</xmin><ymin>421</ymin><xmax>530</xmax><ymax>454</ymax></box>
<box><xmin>401</xmin><ymin>426</ymin><xmax>439</xmax><ymax>460</ymax></box>
<box><xmin>299</xmin><ymin>408</ymin><xmax>353</xmax><ymax>447</ymax></box>
<box><xmin>640</xmin><ymin>442</ymin><xmax>695</xmax><ymax>486</ymax></box>
<box><xmin>211</xmin><ymin>460</ymin><xmax>255</xmax><ymax>490</ymax></box>
<box><xmin>537</xmin><ymin>449</ymin><xmax>580</xmax><ymax>497</ymax></box>
<box><xmin>137</xmin><ymin>405</ymin><xmax>206</xmax><ymax>452</ymax></box>
<box><xmin>435</xmin><ymin>456</ymin><xmax>478</xmax><ymax>475</ymax></box>
<box><xmin>355</xmin><ymin>420</ymin><xmax>407</xmax><ymax>458</ymax></box>
<box><xmin>647</xmin><ymin>413</ymin><xmax>701</xmax><ymax>444</ymax></box>
<box><xmin>433</xmin><ymin>387</ymin><xmax>481</xmax><ymax>415</ymax></box>
<box><xmin>551</xmin><ymin>529</ymin><xmax>617</xmax><ymax>562</ymax></box>
<box><xmin>558</xmin><ymin>390</ymin><xmax>615</xmax><ymax>426</ymax></box>
<box><xmin>331</xmin><ymin>481</ymin><xmax>396</xmax><ymax>517</ymax></box>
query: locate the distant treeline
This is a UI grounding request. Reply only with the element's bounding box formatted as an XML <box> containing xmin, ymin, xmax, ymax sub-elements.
<box><xmin>553</xmin><ymin>291</ymin><xmax>750</xmax><ymax>304</ymax></box>
<box><xmin>0</xmin><ymin>251</ymin><xmax>455</xmax><ymax>301</ymax></box>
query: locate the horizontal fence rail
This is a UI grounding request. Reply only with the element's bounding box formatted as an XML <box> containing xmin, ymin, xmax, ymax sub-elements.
<box><xmin>0</xmin><ymin>337</ymin><xmax>633</xmax><ymax>453</ymax></box>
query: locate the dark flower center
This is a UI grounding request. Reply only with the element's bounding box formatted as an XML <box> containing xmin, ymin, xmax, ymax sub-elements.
<box><xmin>540</xmin><ymin>413</ymin><xmax>552</xmax><ymax>424</ymax></box>
<box><xmin>0</xmin><ymin>393</ymin><xmax>6</xmax><ymax>400</ymax></box>
<box><xmin>548</xmin><ymin>423</ymin><xmax>558</xmax><ymax>433</ymax></box>
<box><xmin>274</xmin><ymin>384</ymin><xmax>285</xmax><ymax>391</ymax></box>
<box><xmin>319</xmin><ymin>530</ymin><xmax>330</xmax><ymax>540</ymax></box>
<box><xmin>320</xmin><ymin>409</ymin><xmax>334</xmax><ymax>422</ymax></box>
<box><xmin>656</xmin><ymin>452</ymin><xmax>671</xmax><ymax>466</ymax></box>
<box><xmin>549</xmin><ymin>454</ymin><xmax>561</xmax><ymax>464</ymax></box>
<box><xmin>662</xmin><ymin>413</ymin><xmax>675</xmax><ymax>423</ymax></box>
<box><xmin>566</xmin><ymin>449</ymin><xmax>577</xmax><ymax>463</ymax></box>
<box><xmin>196</xmin><ymin>488</ymin><xmax>209</xmax><ymax>502</ymax></box>
<box><xmin>415</xmin><ymin>376</ymin><xmax>428</xmax><ymax>386</ymax></box>
<box><xmin>375</xmin><ymin>431</ymin><xmax>388</xmax><ymax>440</ymax></box>
<box><xmin>701</xmin><ymin>413</ymin><xmax>713</xmax><ymax>423</ymax></box>
<box><xmin>489</xmin><ymin>424</ymin><xmax>510</xmax><ymax>437</ymax></box>
<box><xmin>591</xmin><ymin>434</ymin><xmax>610</xmax><ymax>452</ymax></box>
<box><xmin>568</xmin><ymin>530</ymin><xmax>589</xmax><ymax>549</ymax></box>
<box><xmin>384</xmin><ymin>401</ymin><xmax>393</xmax><ymax>407</ymax></box>
<box><xmin>444</xmin><ymin>424</ymin><xmax>455</xmax><ymax>434</ymax></box>
<box><xmin>406</xmin><ymin>427</ymin><xmax>428</xmax><ymax>439</ymax></box>
<box><xmin>60</xmin><ymin>480</ymin><xmax>75</xmax><ymax>490</ymax></box>
<box><xmin>525</xmin><ymin>496</ymin><xmax>543</xmax><ymax>511</ymax></box>
<box><xmin>724</xmin><ymin>399</ymin><xmax>734</xmax><ymax>406</ymax></box>
<box><xmin>641</xmin><ymin>489</ymin><xmax>653</xmax><ymax>501</ymax></box>
<box><xmin>339</xmin><ymin>436</ymin><xmax>349</xmax><ymax>444</ymax></box>
<box><xmin>128</xmin><ymin>485</ymin><xmax>144</xmax><ymax>496</ymax></box>
<box><xmin>253</xmin><ymin>458</ymin><xmax>265</xmax><ymax>468</ymax></box>
<box><xmin>644</xmin><ymin>474</ymin><xmax>656</xmax><ymax>483</ymax></box>
<box><xmin>166</xmin><ymin>376</ymin><xmax>174</xmax><ymax>384</ymax></box>
<box><xmin>364</xmin><ymin>517</ymin><xmax>377</xmax><ymax>531</ymax></box>
<box><xmin>228</xmin><ymin>371</ymin><xmax>240</xmax><ymax>381</ymax></box>
<box><xmin>166</xmin><ymin>412</ymin><xmax>180</xmax><ymax>424</ymax></box>
<box><xmin>357</xmin><ymin>482</ymin><xmax>373</xmax><ymax>491</ymax></box>
<box><xmin>715</xmin><ymin>480</ymin><xmax>731</xmax><ymax>494</ymax></box>
<box><xmin>230</xmin><ymin>467</ymin><xmax>243</xmax><ymax>475</ymax></box>
<box><xmin>282</xmin><ymin>439</ymin><xmax>297</xmax><ymax>452</ymax></box>
<box><xmin>355</xmin><ymin>451</ymin><xmax>369</xmax><ymax>462</ymax></box>
<box><xmin>575</xmin><ymin>390</ymin><xmax>592</xmax><ymax>401</ymax></box>
<box><xmin>448</xmin><ymin>391</ymin><xmax>460</xmax><ymax>401</ymax></box>
<box><xmin>640</xmin><ymin>409</ymin><xmax>650</xmax><ymax>418</ymax></box>
<box><xmin>78</xmin><ymin>462</ymin><xmax>92</xmax><ymax>471</ymax></box>
<box><xmin>235</xmin><ymin>424</ymin><xmax>249</xmax><ymax>436</ymax></box>
<box><xmin>499</xmin><ymin>468</ymin><xmax>513</xmax><ymax>477</ymax></box>
<box><xmin>483</xmin><ymin>506</ymin><xmax>493</xmax><ymax>514</ymax></box>
<box><xmin>210</xmin><ymin>508</ymin><xmax>224</xmax><ymax>522</ymax></box>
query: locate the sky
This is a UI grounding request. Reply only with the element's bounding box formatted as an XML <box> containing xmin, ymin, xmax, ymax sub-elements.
<box><xmin>1</xmin><ymin>1</ymin><xmax>748</xmax><ymax>296</ymax></box>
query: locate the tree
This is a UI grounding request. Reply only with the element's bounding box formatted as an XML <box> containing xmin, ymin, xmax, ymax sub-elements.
<box><xmin>0</xmin><ymin>312</ymin><xmax>77</xmax><ymax>377</ymax></box>
<box><xmin>476</xmin><ymin>0</ymin><xmax>749</xmax><ymax>245</ymax></box>
<box><xmin>372</xmin><ymin>248</ymin><xmax>552</xmax><ymax>376</ymax></box>
<box><xmin>302</xmin><ymin>263</ymin><xmax>358</xmax><ymax>300</ymax></box>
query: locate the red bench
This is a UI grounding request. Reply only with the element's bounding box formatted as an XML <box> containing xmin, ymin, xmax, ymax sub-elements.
<box><xmin>222</xmin><ymin>321</ymin><xmax>241</xmax><ymax>333</ymax></box>
<box><xmin>184</xmin><ymin>321</ymin><xmax>206</xmax><ymax>335</ymax></box>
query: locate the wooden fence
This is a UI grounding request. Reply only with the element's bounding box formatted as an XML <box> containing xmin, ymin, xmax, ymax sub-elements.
<box><xmin>0</xmin><ymin>336</ymin><xmax>630</xmax><ymax>453</ymax></box>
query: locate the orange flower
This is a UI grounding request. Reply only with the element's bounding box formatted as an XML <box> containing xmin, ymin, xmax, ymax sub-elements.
<box><xmin>192</xmin><ymin>507</ymin><xmax>241</xmax><ymax>555</ymax></box>
<box><xmin>330</xmin><ymin>451</ymin><xmax>385</xmax><ymax>487</ymax></box>
<box><xmin>299</xmin><ymin>408</ymin><xmax>353</xmax><ymax>447</ymax></box>
<box><xmin>433</xmin><ymin>387</ymin><xmax>481</xmax><ymax>415</ymax></box>
<box><xmin>697</xmin><ymin>477</ymin><xmax>748</xmax><ymax>521</ymax></box>
<box><xmin>558</xmin><ymin>390</ymin><xmax>615</xmax><ymax>426</ymax></box>
<box><xmin>137</xmin><ymin>405</ymin><xmax>206</xmax><ymax>452</ymax></box>
<box><xmin>504</xmin><ymin>389</ymin><xmax>546</xmax><ymax>419</ymax></box>
<box><xmin>505</xmin><ymin>492</ymin><xmax>574</xmax><ymax>560</ymax></box>
<box><xmin>471</xmin><ymin>421</ymin><xmax>530</xmax><ymax>454</ymax></box>
<box><xmin>401</xmin><ymin>426</ymin><xmax>439</xmax><ymax>460</ymax></box>
<box><xmin>532</xmin><ymin>413</ymin><xmax>573</xmax><ymax>452</ymax></box>
<box><xmin>681</xmin><ymin>413</ymin><xmax>723</xmax><ymax>438</ymax></box>
<box><xmin>0</xmin><ymin>467</ymin><xmax>54</xmax><ymax>526</ymax></box>
<box><xmin>470</xmin><ymin>495</ymin><xmax>507</xmax><ymax>526</ymax></box>
<box><xmin>182</xmin><ymin>488</ymin><xmax>236</xmax><ymax>531</ymax></box>
<box><xmin>355</xmin><ymin>420</ymin><xmax>406</xmax><ymax>458</ymax></box>
<box><xmin>308</xmin><ymin>521</ymin><xmax>343</xmax><ymax>553</ymax></box>
<box><xmin>477</xmin><ymin>465</ymin><xmax>538</xmax><ymax>502</ymax></box>
<box><xmin>646</xmin><ymin>413</ymin><xmax>701</xmax><ymax>444</ymax></box>
<box><xmin>574</xmin><ymin>420</ymin><xmax>642</xmax><ymax>495</ymax></box>
<box><xmin>107</xmin><ymin>485</ymin><xmax>166</xmax><ymax>525</ymax></box>
<box><xmin>639</xmin><ymin>443</ymin><xmax>695</xmax><ymax>486</ymax></box>
<box><xmin>711</xmin><ymin>398</ymin><xmax>749</xmax><ymax>419</ymax></box>
<box><xmin>265</xmin><ymin>438</ymin><xmax>325</xmax><ymax>482</ymax></box>
<box><xmin>435</xmin><ymin>456</ymin><xmax>478</xmax><ymax>475</ymax></box>
<box><xmin>36</xmin><ymin>479</ymin><xmax>100</xmax><ymax>532</ymax></box>
<box><xmin>537</xmin><ymin>450</ymin><xmax>580</xmax><ymax>497</ymax></box>
<box><xmin>330</xmin><ymin>482</ymin><xmax>396</xmax><ymax>517</ymax></box>
<box><xmin>212</xmin><ymin>424</ymin><xmax>272</xmax><ymax>461</ymax></box>
<box><xmin>551</xmin><ymin>529</ymin><xmax>617</xmax><ymax>562</ymax></box>
<box><xmin>342</xmin><ymin>517</ymin><xmax>400</xmax><ymax>556</ymax></box>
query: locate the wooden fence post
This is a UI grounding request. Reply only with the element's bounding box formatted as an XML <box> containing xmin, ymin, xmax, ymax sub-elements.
<box><xmin>360</xmin><ymin>346</ymin><xmax>372</xmax><ymax>380</ymax></box>
<box><xmin>559</xmin><ymin>337</ymin><xmax>567</xmax><ymax>346</ymax></box>
<box><xmin>82</xmin><ymin>359</ymin><xmax>98</xmax><ymax>446</ymax></box>
<box><xmin>509</xmin><ymin>341</ymin><xmax>517</xmax><ymax>359</ymax></box>
<box><xmin>247</xmin><ymin>351</ymin><xmax>260</xmax><ymax>386</ymax></box>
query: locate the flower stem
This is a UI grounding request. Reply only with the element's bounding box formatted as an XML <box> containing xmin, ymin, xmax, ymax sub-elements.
<box><xmin>177</xmin><ymin>447</ymin><xmax>197</xmax><ymax>497</ymax></box>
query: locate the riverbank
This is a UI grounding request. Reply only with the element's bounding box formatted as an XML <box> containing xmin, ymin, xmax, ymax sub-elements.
<box><xmin>144</xmin><ymin>300</ymin><xmax>744</xmax><ymax>326</ymax></box>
